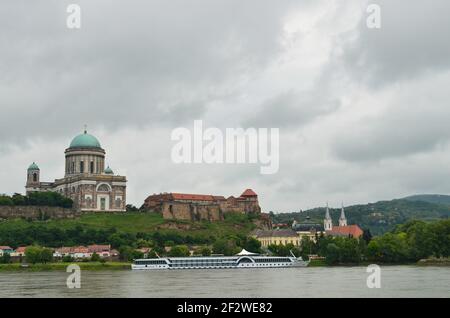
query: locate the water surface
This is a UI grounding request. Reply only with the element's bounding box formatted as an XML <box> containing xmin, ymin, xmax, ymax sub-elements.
<box><xmin>0</xmin><ymin>266</ymin><xmax>448</xmax><ymax>298</ymax></box>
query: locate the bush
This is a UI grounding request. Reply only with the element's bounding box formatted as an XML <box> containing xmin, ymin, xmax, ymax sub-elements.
<box><xmin>0</xmin><ymin>195</ymin><xmax>14</xmax><ymax>206</ymax></box>
<box><xmin>62</xmin><ymin>255</ymin><xmax>74</xmax><ymax>262</ymax></box>
<box><xmin>168</xmin><ymin>245</ymin><xmax>190</xmax><ymax>257</ymax></box>
<box><xmin>25</xmin><ymin>246</ymin><xmax>53</xmax><ymax>264</ymax></box>
<box><xmin>0</xmin><ymin>253</ymin><xmax>11</xmax><ymax>264</ymax></box>
<box><xmin>91</xmin><ymin>252</ymin><xmax>101</xmax><ymax>262</ymax></box>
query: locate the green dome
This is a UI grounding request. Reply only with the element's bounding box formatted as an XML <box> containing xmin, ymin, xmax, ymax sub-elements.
<box><xmin>28</xmin><ymin>162</ymin><xmax>40</xmax><ymax>171</ymax></box>
<box><xmin>104</xmin><ymin>166</ymin><xmax>114</xmax><ymax>174</ymax></box>
<box><xmin>69</xmin><ymin>131</ymin><xmax>102</xmax><ymax>149</ymax></box>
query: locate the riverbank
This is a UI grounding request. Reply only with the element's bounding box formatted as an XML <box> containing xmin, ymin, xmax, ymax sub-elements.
<box><xmin>0</xmin><ymin>262</ymin><xmax>131</xmax><ymax>272</ymax></box>
<box><xmin>417</xmin><ymin>257</ymin><xmax>450</xmax><ymax>266</ymax></box>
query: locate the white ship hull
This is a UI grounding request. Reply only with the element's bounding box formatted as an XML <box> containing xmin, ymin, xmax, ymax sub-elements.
<box><xmin>131</xmin><ymin>255</ymin><xmax>309</xmax><ymax>270</ymax></box>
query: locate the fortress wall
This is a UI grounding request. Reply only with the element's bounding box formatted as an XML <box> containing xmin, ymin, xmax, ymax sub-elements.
<box><xmin>0</xmin><ymin>206</ymin><xmax>81</xmax><ymax>220</ymax></box>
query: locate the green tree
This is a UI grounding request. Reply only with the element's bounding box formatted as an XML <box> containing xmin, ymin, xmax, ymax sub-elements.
<box><xmin>244</xmin><ymin>237</ymin><xmax>261</xmax><ymax>254</ymax></box>
<box><xmin>169</xmin><ymin>245</ymin><xmax>190</xmax><ymax>257</ymax></box>
<box><xmin>0</xmin><ymin>195</ymin><xmax>14</xmax><ymax>206</ymax></box>
<box><xmin>25</xmin><ymin>246</ymin><xmax>53</xmax><ymax>264</ymax></box>
<box><xmin>0</xmin><ymin>252</ymin><xmax>11</xmax><ymax>264</ymax></box>
<box><xmin>325</xmin><ymin>243</ymin><xmax>340</xmax><ymax>265</ymax></box>
<box><xmin>91</xmin><ymin>252</ymin><xmax>101</xmax><ymax>262</ymax></box>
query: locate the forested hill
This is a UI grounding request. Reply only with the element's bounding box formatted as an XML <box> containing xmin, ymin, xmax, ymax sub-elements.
<box><xmin>403</xmin><ymin>194</ymin><xmax>450</xmax><ymax>206</ymax></box>
<box><xmin>272</xmin><ymin>197</ymin><xmax>450</xmax><ymax>235</ymax></box>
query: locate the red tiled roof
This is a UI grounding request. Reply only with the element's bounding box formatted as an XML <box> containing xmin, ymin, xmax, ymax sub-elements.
<box><xmin>15</xmin><ymin>247</ymin><xmax>27</xmax><ymax>253</ymax></box>
<box><xmin>326</xmin><ymin>225</ymin><xmax>363</xmax><ymax>238</ymax></box>
<box><xmin>241</xmin><ymin>189</ymin><xmax>257</xmax><ymax>197</ymax></box>
<box><xmin>72</xmin><ymin>246</ymin><xmax>89</xmax><ymax>253</ymax></box>
<box><xmin>0</xmin><ymin>246</ymin><xmax>12</xmax><ymax>250</ymax></box>
<box><xmin>171</xmin><ymin>193</ymin><xmax>215</xmax><ymax>201</ymax></box>
<box><xmin>88</xmin><ymin>244</ymin><xmax>111</xmax><ymax>253</ymax></box>
<box><xmin>213</xmin><ymin>196</ymin><xmax>226</xmax><ymax>201</ymax></box>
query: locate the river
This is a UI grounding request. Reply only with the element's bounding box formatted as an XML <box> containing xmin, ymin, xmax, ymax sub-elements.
<box><xmin>0</xmin><ymin>266</ymin><xmax>448</xmax><ymax>298</ymax></box>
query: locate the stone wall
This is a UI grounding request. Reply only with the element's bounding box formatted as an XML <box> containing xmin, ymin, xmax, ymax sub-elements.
<box><xmin>0</xmin><ymin>206</ymin><xmax>81</xmax><ymax>220</ymax></box>
<box><xmin>160</xmin><ymin>202</ymin><xmax>223</xmax><ymax>222</ymax></box>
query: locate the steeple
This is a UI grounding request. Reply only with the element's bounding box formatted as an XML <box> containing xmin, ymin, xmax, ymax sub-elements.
<box><xmin>324</xmin><ymin>202</ymin><xmax>333</xmax><ymax>231</ymax></box>
<box><xmin>339</xmin><ymin>202</ymin><xmax>347</xmax><ymax>227</ymax></box>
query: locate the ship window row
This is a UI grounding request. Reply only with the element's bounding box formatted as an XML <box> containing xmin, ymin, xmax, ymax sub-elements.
<box><xmin>135</xmin><ymin>260</ymin><xmax>167</xmax><ymax>265</ymax></box>
<box><xmin>254</xmin><ymin>258</ymin><xmax>289</xmax><ymax>263</ymax></box>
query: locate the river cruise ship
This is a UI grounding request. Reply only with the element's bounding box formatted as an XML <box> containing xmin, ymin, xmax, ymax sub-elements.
<box><xmin>131</xmin><ymin>249</ymin><xmax>309</xmax><ymax>270</ymax></box>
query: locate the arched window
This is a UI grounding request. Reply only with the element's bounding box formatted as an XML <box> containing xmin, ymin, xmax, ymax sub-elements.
<box><xmin>33</xmin><ymin>173</ymin><xmax>37</xmax><ymax>182</ymax></box>
<box><xmin>97</xmin><ymin>184</ymin><xmax>110</xmax><ymax>192</ymax></box>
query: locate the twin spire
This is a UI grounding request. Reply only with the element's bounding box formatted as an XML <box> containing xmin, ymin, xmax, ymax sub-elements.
<box><xmin>324</xmin><ymin>202</ymin><xmax>347</xmax><ymax>229</ymax></box>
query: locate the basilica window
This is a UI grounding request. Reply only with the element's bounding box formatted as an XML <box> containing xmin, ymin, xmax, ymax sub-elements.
<box><xmin>97</xmin><ymin>184</ymin><xmax>110</xmax><ymax>192</ymax></box>
<box><xmin>33</xmin><ymin>173</ymin><xmax>37</xmax><ymax>182</ymax></box>
<box><xmin>90</xmin><ymin>161</ymin><xmax>94</xmax><ymax>174</ymax></box>
<box><xmin>80</xmin><ymin>161</ymin><xmax>84</xmax><ymax>173</ymax></box>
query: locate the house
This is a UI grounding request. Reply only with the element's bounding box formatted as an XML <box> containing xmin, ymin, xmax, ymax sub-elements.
<box><xmin>10</xmin><ymin>246</ymin><xmax>27</xmax><ymax>257</ymax></box>
<box><xmin>54</xmin><ymin>245</ymin><xmax>113</xmax><ymax>259</ymax></box>
<box><xmin>0</xmin><ymin>246</ymin><xmax>13</xmax><ymax>256</ymax></box>
<box><xmin>136</xmin><ymin>247</ymin><xmax>151</xmax><ymax>258</ymax></box>
<box><xmin>88</xmin><ymin>244</ymin><xmax>111</xmax><ymax>257</ymax></box>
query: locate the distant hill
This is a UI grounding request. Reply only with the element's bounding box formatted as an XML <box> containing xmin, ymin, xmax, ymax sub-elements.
<box><xmin>272</xmin><ymin>197</ymin><xmax>450</xmax><ymax>235</ymax></box>
<box><xmin>403</xmin><ymin>194</ymin><xmax>450</xmax><ymax>206</ymax></box>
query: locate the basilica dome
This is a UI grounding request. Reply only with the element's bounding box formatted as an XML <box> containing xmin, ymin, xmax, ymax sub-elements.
<box><xmin>69</xmin><ymin>130</ymin><xmax>102</xmax><ymax>149</ymax></box>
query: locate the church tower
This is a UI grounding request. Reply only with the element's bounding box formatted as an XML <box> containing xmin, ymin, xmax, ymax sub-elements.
<box><xmin>26</xmin><ymin>162</ymin><xmax>40</xmax><ymax>194</ymax></box>
<box><xmin>339</xmin><ymin>203</ymin><xmax>347</xmax><ymax>227</ymax></box>
<box><xmin>324</xmin><ymin>203</ymin><xmax>333</xmax><ymax>231</ymax></box>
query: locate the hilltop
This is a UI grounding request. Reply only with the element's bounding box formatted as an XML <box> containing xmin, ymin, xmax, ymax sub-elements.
<box><xmin>403</xmin><ymin>194</ymin><xmax>450</xmax><ymax>206</ymax></box>
<box><xmin>272</xmin><ymin>196</ymin><xmax>450</xmax><ymax>235</ymax></box>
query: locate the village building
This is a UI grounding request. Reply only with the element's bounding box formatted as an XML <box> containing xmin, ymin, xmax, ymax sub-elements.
<box><xmin>0</xmin><ymin>246</ymin><xmax>13</xmax><ymax>256</ymax></box>
<box><xmin>253</xmin><ymin>229</ymin><xmax>300</xmax><ymax>247</ymax></box>
<box><xmin>25</xmin><ymin>129</ymin><xmax>127</xmax><ymax>212</ymax></box>
<box><xmin>292</xmin><ymin>216</ymin><xmax>325</xmax><ymax>242</ymax></box>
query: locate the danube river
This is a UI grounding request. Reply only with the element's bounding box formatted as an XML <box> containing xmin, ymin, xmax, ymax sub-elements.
<box><xmin>0</xmin><ymin>266</ymin><xmax>448</xmax><ymax>298</ymax></box>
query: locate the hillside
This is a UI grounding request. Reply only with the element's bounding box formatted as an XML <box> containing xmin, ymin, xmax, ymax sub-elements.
<box><xmin>0</xmin><ymin>212</ymin><xmax>259</xmax><ymax>248</ymax></box>
<box><xmin>272</xmin><ymin>198</ymin><xmax>450</xmax><ymax>235</ymax></box>
<box><xmin>403</xmin><ymin>194</ymin><xmax>450</xmax><ymax>206</ymax></box>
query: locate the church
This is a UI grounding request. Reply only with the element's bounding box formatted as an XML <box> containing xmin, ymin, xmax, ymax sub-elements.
<box><xmin>323</xmin><ymin>204</ymin><xmax>363</xmax><ymax>238</ymax></box>
<box><xmin>25</xmin><ymin>129</ymin><xmax>127</xmax><ymax>212</ymax></box>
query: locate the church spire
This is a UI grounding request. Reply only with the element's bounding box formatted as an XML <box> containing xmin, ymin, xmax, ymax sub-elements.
<box><xmin>324</xmin><ymin>202</ymin><xmax>332</xmax><ymax>231</ymax></box>
<box><xmin>339</xmin><ymin>202</ymin><xmax>347</xmax><ymax>227</ymax></box>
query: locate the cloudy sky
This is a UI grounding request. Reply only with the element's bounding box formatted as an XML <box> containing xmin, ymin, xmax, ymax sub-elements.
<box><xmin>1</xmin><ymin>0</ymin><xmax>450</xmax><ymax>212</ymax></box>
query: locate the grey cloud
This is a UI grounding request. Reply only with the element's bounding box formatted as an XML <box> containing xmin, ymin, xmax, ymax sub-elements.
<box><xmin>339</xmin><ymin>0</ymin><xmax>450</xmax><ymax>87</ymax></box>
<box><xmin>243</xmin><ymin>90</ymin><xmax>340</xmax><ymax>128</ymax></box>
<box><xmin>0</xmin><ymin>0</ymin><xmax>302</xmax><ymax>146</ymax></box>
<box><xmin>331</xmin><ymin>72</ymin><xmax>450</xmax><ymax>162</ymax></box>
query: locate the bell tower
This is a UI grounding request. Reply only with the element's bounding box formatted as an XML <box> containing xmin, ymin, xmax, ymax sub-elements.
<box><xmin>324</xmin><ymin>203</ymin><xmax>333</xmax><ymax>231</ymax></box>
<box><xmin>26</xmin><ymin>162</ymin><xmax>40</xmax><ymax>193</ymax></box>
<box><xmin>339</xmin><ymin>203</ymin><xmax>347</xmax><ymax>227</ymax></box>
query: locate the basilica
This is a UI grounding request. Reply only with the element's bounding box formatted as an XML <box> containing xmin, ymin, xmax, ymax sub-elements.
<box><xmin>25</xmin><ymin>129</ymin><xmax>127</xmax><ymax>212</ymax></box>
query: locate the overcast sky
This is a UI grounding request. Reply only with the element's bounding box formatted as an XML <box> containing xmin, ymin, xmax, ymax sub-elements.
<box><xmin>1</xmin><ymin>0</ymin><xmax>450</xmax><ymax>212</ymax></box>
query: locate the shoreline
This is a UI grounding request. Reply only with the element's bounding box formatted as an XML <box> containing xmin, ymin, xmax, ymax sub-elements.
<box><xmin>1</xmin><ymin>259</ymin><xmax>449</xmax><ymax>272</ymax></box>
<box><xmin>0</xmin><ymin>262</ymin><xmax>131</xmax><ymax>272</ymax></box>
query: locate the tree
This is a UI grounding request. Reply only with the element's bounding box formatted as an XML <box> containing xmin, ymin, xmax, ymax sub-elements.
<box><xmin>325</xmin><ymin>243</ymin><xmax>340</xmax><ymax>265</ymax></box>
<box><xmin>0</xmin><ymin>252</ymin><xmax>11</xmax><ymax>264</ymax></box>
<box><xmin>244</xmin><ymin>237</ymin><xmax>261</xmax><ymax>254</ymax></box>
<box><xmin>91</xmin><ymin>252</ymin><xmax>101</xmax><ymax>262</ymax></box>
<box><xmin>212</xmin><ymin>239</ymin><xmax>239</xmax><ymax>256</ymax></box>
<box><xmin>25</xmin><ymin>246</ymin><xmax>53</xmax><ymax>264</ymax></box>
<box><xmin>169</xmin><ymin>245</ymin><xmax>190</xmax><ymax>257</ymax></box>
<box><xmin>0</xmin><ymin>195</ymin><xmax>14</xmax><ymax>206</ymax></box>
